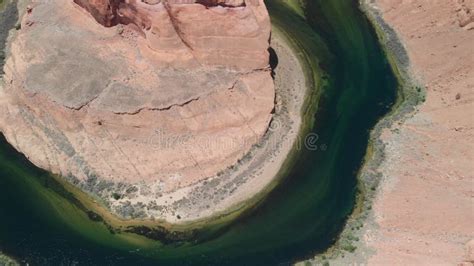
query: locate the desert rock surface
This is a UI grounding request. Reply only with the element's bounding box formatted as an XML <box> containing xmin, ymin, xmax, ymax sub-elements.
<box><xmin>365</xmin><ymin>0</ymin><xmax>474</xmax><ymax>264</ymax></box>
<box><xmin>0</xmin><ymin>0</ymin><xmax>290</xmax><ymax>222</ymax></box>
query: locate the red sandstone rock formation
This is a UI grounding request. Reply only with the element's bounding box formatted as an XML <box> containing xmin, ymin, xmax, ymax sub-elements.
<box><xmin>0</xmin><ymin>0</ymin><xmax>274</xmax><ymax>217</ymax></box>
<box><xmin>73</xmin><ymin>0</ymin><xmax>270</xmax><ymax>69</ymax></box>
<box><xmin>73</xmin><ymin>0</ymin><xmax>249</xmax><ymax>29</ymax></box>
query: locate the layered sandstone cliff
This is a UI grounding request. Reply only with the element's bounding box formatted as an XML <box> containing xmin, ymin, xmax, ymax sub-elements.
<box><xmin>0</xmin><ymin>0</ymin><xmax>275</xmax><ymax>212</ymax></box>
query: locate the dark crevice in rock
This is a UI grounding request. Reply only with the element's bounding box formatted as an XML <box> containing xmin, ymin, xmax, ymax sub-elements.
<box><xmin>73</xmin><ymin>0</ymin><xmax>121</xmax><ymax>27</ymax></box>
<box><xmin>110</xmin><ymin>68</ymin><xmax>271</xmax><ymax>115</ymax></box>
<box><xmin>64</xmin><ymin>68</ymin><xmax>271</xmax><ymax>115</ymax></box>
<box><xmin>195</xmin><ymin>0</ymin><xmax>246</xmax><ymax>8</ymax></box>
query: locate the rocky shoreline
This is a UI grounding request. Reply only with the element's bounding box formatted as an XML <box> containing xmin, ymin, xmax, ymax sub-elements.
<box><xmin>300</xmin><ymin>0</ymin><xmax>425</xmax><ymax>264</ymax></box>
<box><xmin>0</xmin><ymin>252</ymin><xmax>19</xmax><ymax>266</ymax></box>
<box><xmin>363</xmin><ymin>1</ymin><xmax>474</xmax><ymax>264</ymax></box>
<box><xmin>304</xmin><ymin>0</ymin><xmax>473</xmax><ymax>264</ymax></box>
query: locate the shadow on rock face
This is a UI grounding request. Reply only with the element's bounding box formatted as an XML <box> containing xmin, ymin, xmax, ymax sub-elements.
<box><xmin>269</xmin><ymin>47</ymin><xmax>279</xmax><ymax>78</ymax></box>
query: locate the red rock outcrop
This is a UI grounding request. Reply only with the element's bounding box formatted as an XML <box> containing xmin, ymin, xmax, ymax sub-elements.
<box><xmin>73</xmin><ymin>0</ymin><xmax>270</xmax><ymax>69</ymax></box>
<box><xmin>73</xmin><ymin>0</ymin><xmax>249</xmax><ymax>29</ymax></box>
<box><xmin>0</xmin><ymin>0</ymin><xmax>275</xmax><ymax>218</ymax></box>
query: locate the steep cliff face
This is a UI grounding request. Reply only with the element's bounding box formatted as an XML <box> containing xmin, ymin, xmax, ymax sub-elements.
<box><xmin>73</xmin><ymin>0</ymin><xmax>271</xmax><ymax>69</ymax></box>
<box><xmin>73</xmin><ymin>0</ymin><xmax>121</xmax><ymax>27</ymax></box>
<box><xmin>73</xmin><ymin>0</ymin><xmax>249</xmax><ymax>27</ymax></box>
<box><xmin>0</xmin><ymin>0</ymin><xmax>274</xmax><ymax>200</ymax></box>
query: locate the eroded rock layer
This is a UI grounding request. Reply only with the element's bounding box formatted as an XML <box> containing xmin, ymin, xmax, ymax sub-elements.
<box><xmin>0</xmin><ymin>0</ymin><xmax>274</xmax><ymax>197</ymax></box>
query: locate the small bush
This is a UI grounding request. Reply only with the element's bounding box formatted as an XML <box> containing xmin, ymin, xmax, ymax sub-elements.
<box><xmin>112</xmin><ymin>192</ymin><xmax>121</xmax><ymax>200</ymax></box>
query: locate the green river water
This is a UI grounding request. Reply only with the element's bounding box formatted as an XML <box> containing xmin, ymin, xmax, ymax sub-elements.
<box><xmin>0</xmin><ymin>0</ymin><xmax>398</xmax><ymax>264</ymax></box>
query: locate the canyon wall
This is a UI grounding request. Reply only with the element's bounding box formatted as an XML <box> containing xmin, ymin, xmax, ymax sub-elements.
<box><xmin>365</xmin><ymin>0</ymin><xmax>474</xmax><ymax>264</ymax></box>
